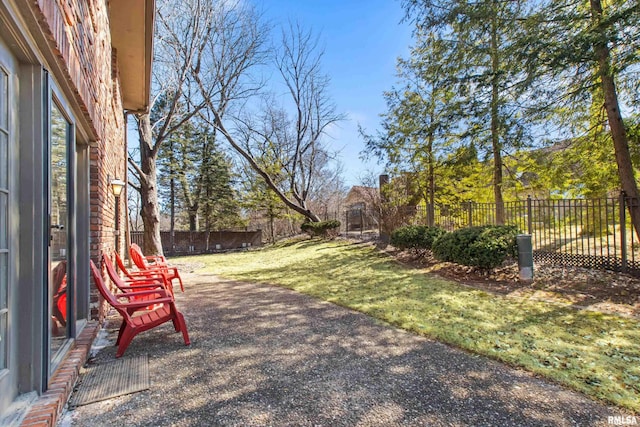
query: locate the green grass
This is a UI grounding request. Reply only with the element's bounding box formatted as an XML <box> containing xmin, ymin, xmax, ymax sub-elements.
<box><xmin>175</xmin><ymin>238</ymin><xmax>640</xmax><ymax>412</ymax></box>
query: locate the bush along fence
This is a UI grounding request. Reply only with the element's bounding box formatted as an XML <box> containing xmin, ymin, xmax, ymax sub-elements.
<box><xmin>301</xmin><ymin>220</ymin><xmax>341</xmax><ymax>239</ymax></box>
<box><xmin>130</xmin><ymin>230</ymin><xmax>262</xmax><ymax>256</ymax></box>
<box><xmin>346</xmin><ymin>193</ymin><xmax>640</xmax><ymax>276</ymax></box>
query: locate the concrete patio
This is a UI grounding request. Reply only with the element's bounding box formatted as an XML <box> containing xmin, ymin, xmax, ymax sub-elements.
<box><xmin>64</xmin><ymin>272</ymin><xmax>624</xmax><ymax>426</ymax></box>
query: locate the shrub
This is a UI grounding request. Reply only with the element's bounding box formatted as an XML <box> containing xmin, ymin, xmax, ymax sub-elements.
<box><xmin>432</xmin><ymin>225</ymin><xmax>519</xmax><ymax>269</ymax></box>
<box><xmin>390</xmin><ymin>225</ymin><xmax>446</xmax><ymax>254</ymax></box>
<box><xmin>301</xmin><ymin>220</ymin><xmax>341</xmax><ymax>239</ymax></box>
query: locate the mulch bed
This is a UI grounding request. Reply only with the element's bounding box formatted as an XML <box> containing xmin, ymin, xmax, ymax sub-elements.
<box><xmin>384</xmin><ymin>246</ymin><xmax>640</xmax><ymax>319</ymax></box>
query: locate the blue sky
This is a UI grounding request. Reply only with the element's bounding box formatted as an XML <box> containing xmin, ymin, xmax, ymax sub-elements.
<box><xmin>257</xmin><ymin>0</ymin><xmax>414</xmax><ymax>187</ymax></box>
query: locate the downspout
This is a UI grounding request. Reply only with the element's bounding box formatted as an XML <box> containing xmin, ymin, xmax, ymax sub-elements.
<box><xmin>124</xmin><ymin>111</ymin><xmax>131</xmax><ymax>265</ymax></box>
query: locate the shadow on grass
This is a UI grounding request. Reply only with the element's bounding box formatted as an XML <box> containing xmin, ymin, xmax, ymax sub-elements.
<box><xmin>181</xmin><ymin>239</ymin><xmax>640</xmax><ymax>412</ymax></box>
<box><xmin>76</xmin><ymin>274</ymin><xmax>621</xmax><ymax>426</ymax></box>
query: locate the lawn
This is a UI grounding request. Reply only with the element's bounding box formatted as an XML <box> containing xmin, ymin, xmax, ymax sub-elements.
<box><xmin>175</xmin><ymin>238</ymin><xmax>640</xmax><ymax>412</ymax></box>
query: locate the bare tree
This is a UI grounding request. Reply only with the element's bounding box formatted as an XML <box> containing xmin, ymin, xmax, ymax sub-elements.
<box><xmin>304</xmin><ymin>152</ymin><xmax>347</xmax><ymax>218</ymax></box>
<box><xmin>176</xmin><ymin>1</ymin><xmax>269</xmax><ymax>233</ymax></box>
<box><xmin>127</xmin><ymin>188</ymin><xmax>143</xmax><ymax>232</ymax></box>
<box><xmin>128</xmin><ymin>0</ymin><xmax>214</xmax><ymax>255</ymax></box>
<box><xmin>197</xmin><ymin>22</ymin><xmax>345</xmax><ymax>222</ymax></box>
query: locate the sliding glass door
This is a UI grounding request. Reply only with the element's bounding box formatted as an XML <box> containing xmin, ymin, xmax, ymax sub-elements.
<box><xmin>0</xmin><ymin>36</ymin><xmax>17</xmax><ymax>415</ymax></box>
<box><xmin>49</xmin><ymin>101</ymin><xmax>70</xmax><ymax>362</ymax></box>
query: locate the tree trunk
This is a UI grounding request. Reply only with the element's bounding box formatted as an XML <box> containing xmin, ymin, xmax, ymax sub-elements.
<box><xmin>590</xmin><ymin>0</ymin><xmax>640</xmax><ymax>241</ymax></box>
<box><xmin>204</xmin><ymin>215</ymin><xmax>211</xmax><ymax>252</ymax></box>
<box><xmin>188</xmin><ymin>204</ymin><xmax>199</xmax><ymax>231</ymax></box>
<box><xmin>269</xmin><ymin>214</ymin><xmax>275</xmax><ymax>243</ymax></box>
<box><xmin>427</xmin><ymin>134</ymin><xmax>435</xmax><ymax>227</ymax></box>
<box><xmin>137</xmin><ymin>114</ymin><xmax>164</xmax><ymax>256</ymax></box>
<box><xmin>490</xmin><ymin>13</ymin><xmax>505</xmax><ymax>225</ymax></box>
<box><xmin>170</xmin><ymin>176</ymin><xmax>175</xmax><ymax>251</ymax></box>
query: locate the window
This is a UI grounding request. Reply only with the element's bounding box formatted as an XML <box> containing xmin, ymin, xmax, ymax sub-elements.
<box><xmin>49</xmin><ymin>99</ymin><xmax>71</xmax><ymax>362</ymax></box>
<box><xmin>0</xmin><ymin>66</ymin><xmax>8</xmax><ymax>371</ymax></box>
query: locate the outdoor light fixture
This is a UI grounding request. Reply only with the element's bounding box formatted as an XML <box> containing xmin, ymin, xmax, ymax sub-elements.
<box><xmin>111</xmin><ymin>178</ymin><xmax>125</xmax><ymax>197</ymax></box>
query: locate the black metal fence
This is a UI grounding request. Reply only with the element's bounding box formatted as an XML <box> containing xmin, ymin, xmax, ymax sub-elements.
<box><xmin>147</xmin><ymin>194</ymin><xmax>640</xmax><ymax>275</ymax></box>
<box><xmin>344</xmin><ymin>194</ymin><xmax>640</xmax><ymax>276</ymax></box>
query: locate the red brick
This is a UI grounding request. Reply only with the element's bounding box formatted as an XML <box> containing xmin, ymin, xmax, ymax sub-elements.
<box><xmin>23</xmin><ymin>408</ymin><xmax>54</xmax><ymax>419</ymax></box>
<box><xmin>20</xmin><ymin>421</ymin><xmax>50</xmax><ymax>427</ymax></box>
<box><xmin>19</xmin><ymin>320</ymin><xmax>98</xmax><ymax>426</ymax></box>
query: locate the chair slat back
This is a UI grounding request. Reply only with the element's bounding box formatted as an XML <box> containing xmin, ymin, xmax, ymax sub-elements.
<box><xmin>52</xmin><ymin>261</ymin><xmax>67</xmax><ymax>297</ymax></box>
<box><xmin>114</xmin><ymin>251</ymin><xmax>134</xmax><ymax>279</ymax></box>
<box><xmin>102</xmin><ymin>253</ymin><xmax>128</xmax><ymax>289</ymax></box>
<box><xmin>89</xmin><ymin>260</ymin><xmax>123</xmax><ymax>310</ymax></box>
<box><xmin>129</xmin><ymin>243</ymin><xmax>149</xmax><ymax>270</ymax></box>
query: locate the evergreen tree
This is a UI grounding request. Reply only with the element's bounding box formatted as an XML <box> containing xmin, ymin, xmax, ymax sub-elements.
<box><xmin>240</xmin><ymin>167</ymin><xmax>288</xmax><ymax>243</ymax></box>
<box><xmin>401</xmin><ymin>0</ymin><xmax>538</xmax><ymax>223</ymax></box>
<box><xmin>158</xmin><ymin>121</ymin><xmax>243</xmax><ymax>233</ymax></box>
<box><xmin>523</xmin><ymin>0</ymin><xmax>640</xmax><ymax>235</ymax></box>
<box><xmin>157</xmin><ymin>117</ymin><xmax>198</xmax><ymax>231</ymax></box>
<box><xmin>362</xmin><ymin>30</ymin><xmax>464</xmax><ymax>225</ymax></box>
<box><xmin>198</xmin><ymin>134</ymin><xmax>243</xmax><ymax>232</ymax></box>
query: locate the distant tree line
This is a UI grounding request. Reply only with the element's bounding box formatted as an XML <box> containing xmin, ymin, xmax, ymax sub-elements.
<box><xmin>127</xmin><ymin>0</ymin><xmax>346</xmax><ymax>254</ymax></box>
<box><xmin>361</xmin><ymin>0</ymin><xmax>640</xmax><ymax>237</ymax></box>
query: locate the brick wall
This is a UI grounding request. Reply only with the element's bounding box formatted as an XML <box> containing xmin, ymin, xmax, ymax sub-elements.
<box><xmin>31</xmin><ymin>0</ymin><xmax>127</xmax><ymax>321</ymax></box>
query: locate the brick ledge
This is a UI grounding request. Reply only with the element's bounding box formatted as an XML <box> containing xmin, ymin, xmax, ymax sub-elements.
<box><xmin>20</xmin><ymin>322</ymin><xmax>100</xmax><ymax>427</ymax></box>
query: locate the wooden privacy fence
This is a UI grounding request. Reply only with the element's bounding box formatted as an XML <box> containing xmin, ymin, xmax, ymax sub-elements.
<box><xmin>345</xmin><ymin>193</ymin><xmax>640</xmax><ymax>276</ymax></box>
<box><xmin>130</xmin><ymin>230</ymin><xmax>262</xmax><ymax>256</ymax></box>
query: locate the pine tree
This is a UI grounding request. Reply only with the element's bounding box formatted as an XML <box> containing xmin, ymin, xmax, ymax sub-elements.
<box><xmin>158</xmin><ymin>121</ymin><xmax>243</xmax><ymax>234</ymax></box>
<box><xmin>523</xmin><ymin>0</ymin><xmax>640</xmax><ymax>236</ymax></box>
<box><xmin>401</xmin><ymin>0</ymin><xmax>538</xmax><ymax>223</ymax></box>
<box><xmin>240</xmin><ymin>167</ymin><xmax>288</xmax><ymax>243</ymax></box>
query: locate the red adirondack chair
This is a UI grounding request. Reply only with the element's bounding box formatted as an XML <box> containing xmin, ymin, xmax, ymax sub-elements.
<box><xmin>51</xmin><ymin>261</ymin><xmax>68</xmax><ymax>332</ymax></box>
<box><xmin>114</xmin><ymin>251</ymin><xmax>176</xmax><ymax>295</ymax></box>
<box><xmin>90</xmin><ymin>260</ymin><xmax>190</xmax><ymax>358</ymax></box>
<box><xmin>130</xmin><ymin>243</ymin><xmax>167</xmax><ymax>265</ymax></box>
<box><xmin>102</xmin><ymin>253</ymin><xmax>172</xmax><ymax>307</ymax></box>
<box><xmin>129</xmin><ymin>243</ymin><xmax>184</xmax><ymax>292</ymax></box>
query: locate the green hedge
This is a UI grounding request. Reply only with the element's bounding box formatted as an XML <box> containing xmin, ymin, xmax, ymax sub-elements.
<box><xmin>301</xmin><ymin>220</ymin><xmax>341</xmax><ymax>239</ymax></box>
<box><xmin>390</xmin><ymin>225</ymin><xmax>446</xmax><ymax>254</ymax></box>
<box><xmin>432</xmin><ymin>225</ymin><xmax>519</xmax><ymax>269</ymax></box>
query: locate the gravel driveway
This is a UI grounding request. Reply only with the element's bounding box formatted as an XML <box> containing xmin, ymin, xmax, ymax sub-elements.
<box><xmin>65</xmin><ymin>273</ymin><xmax>626</xmax><ymax>426</ymax></box>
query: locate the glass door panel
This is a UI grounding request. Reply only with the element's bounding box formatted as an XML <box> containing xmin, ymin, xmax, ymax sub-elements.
<box><xmin>0</xmin><ymin>66</ymin><xmax>8</xmax><ymax>371</ymax></box>
<box><xmin>50</xmin><ymin>102</ymin><xmax>69</xmax><ymax>360</ymax></box>
<box><xmin>0</xmin><ymin>250</ymin><xmax>7</xmax><ymax>369</ymax></box>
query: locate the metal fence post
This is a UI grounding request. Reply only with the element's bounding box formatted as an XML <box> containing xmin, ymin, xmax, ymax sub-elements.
<box><xmin>527</xmin><ymin>195</ymin><xmax>533</xmax><ymax>235</ymax></box>
<box><xmin>345</xmin><ymin>210</ymin><xmax>349</xmax><ymax>234</ymax></box>
<box><xmin>620</xmin><ymin>191</ymin><xmax>627</xmax><ymax>273</ymax></box>
<box><xmin>467</xmin><ymin>202</ymin><xmax>473</xmax><ymax>227</ymax></box>
<box><xmin>379</xmin><ymin>174</ymin><xmax>390</xmax><ymax>243</ymax></box>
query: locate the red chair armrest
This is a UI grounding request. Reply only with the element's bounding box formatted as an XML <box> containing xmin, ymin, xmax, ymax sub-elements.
<box><xmin>117</xmin><ymin>289</ymin><xmax>169</xmax><ymax>299</ymax></box>
<box><xmin>118</xmin><ymin>283</ymin><xmax>165</xmax><ymax>291</ymax></box>
<box><xmin>121</xmin><ymin>278</ymin><xmax>166</xmax><ymax>287</ymax></box>
<box><xmin>144</xmin><ymin>255</ymin><xmax>166</xmax><ymax>264</ymax></box>
<box><xmin>118</xmin><ymin>297</ymin><xmax>173</xmax><ymax>309</ymax></box>
<box><xmin>139</xmin><ymin>266</ymin><xmax>172</xmax><ymax>275</ymax></box>
<box><xmin>127</xmin><ymin>271</ymin><xmax>166</xmax><ymax>278</ymax></box>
